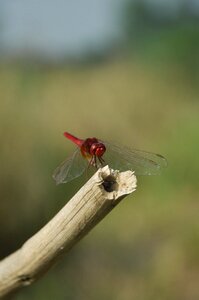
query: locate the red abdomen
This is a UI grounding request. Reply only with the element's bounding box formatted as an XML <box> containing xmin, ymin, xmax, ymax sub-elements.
<box><xmin>64</xmin><ymin>132</ymin><xmax>84</xmax><ymax>147</ymax></box>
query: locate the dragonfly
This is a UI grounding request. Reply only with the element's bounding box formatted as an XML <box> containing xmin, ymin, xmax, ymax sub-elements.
<box><xmin>53</xmin><ymin>132</ymin><xmax>167</xmax><ymax>185</ymax></box>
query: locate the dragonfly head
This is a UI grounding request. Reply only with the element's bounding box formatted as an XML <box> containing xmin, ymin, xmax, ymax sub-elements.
<box><xmin>90</xmin><ymin>142</ymin><xmax>106</xmax><ymax>157</ymax></box>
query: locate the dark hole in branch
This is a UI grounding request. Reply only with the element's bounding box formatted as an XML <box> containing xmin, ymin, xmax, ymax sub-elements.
<box><xmin>102</xmin><ymin>175</ymin><xmax>117</xmax><ymax>192</ymax></box>
<box><xmin>18</xmin><ymin>274</ymin><xmax>32</xmax><ymax>284</ymax></box>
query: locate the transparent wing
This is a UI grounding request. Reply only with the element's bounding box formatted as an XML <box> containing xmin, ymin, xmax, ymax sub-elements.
<box><xmin>102</xmin><ymin>141</ymin><xmax>168</xmax><ymax>175</ymax></box>
<box><xmin>52</xmin><ymin>148</ymin><xmax>88</xmax><ymax>184</ymax></box>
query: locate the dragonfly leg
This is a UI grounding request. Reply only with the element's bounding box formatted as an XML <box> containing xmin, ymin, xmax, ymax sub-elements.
<box><xmin>88</xmin><ymin>155</ymin><xmax>104</xmax><ymax>169</ymax></box>
<box><xmin>89</xmin><ymin>155</ymin><xmax>98</xmax><ymax>168</ymax></box>
<box><xmin>98</xmin><ymin>156</ymin><xmax>105</xmax><ymax>167</ymax></box>
<box><xmin>93</xmin><ymin>155</ymin><xmax>98</xmax><ymax>168</ymax></box>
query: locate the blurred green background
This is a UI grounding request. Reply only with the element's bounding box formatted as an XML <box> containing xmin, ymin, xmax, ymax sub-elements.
<box><xmin>0</xmin><ymin>1</ymin><xmax>199</xmax><ymax>299</ymax></box>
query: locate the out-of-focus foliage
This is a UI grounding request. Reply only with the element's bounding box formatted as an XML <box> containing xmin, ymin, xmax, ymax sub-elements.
<box><xmin>124</xmin><ymin>0</ymin><xmax>199</xmax><ymax>82</ymax></box>
<box><xmin>0</xmin><ymin>59</ymin><xmax>199</xmax><ymax>300</ymax></box>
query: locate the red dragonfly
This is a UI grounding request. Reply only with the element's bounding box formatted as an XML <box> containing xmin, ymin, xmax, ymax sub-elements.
<box><xmin>53</xmin><ymin>132</ymin><xmax>167</xmax><ymax>185</ymax></box>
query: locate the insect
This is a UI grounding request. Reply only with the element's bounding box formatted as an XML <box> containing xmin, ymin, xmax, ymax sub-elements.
<box><xmin>53</xmin><ymin>132</ymin><xmax>167</xmax><ymax>185</ymax></box>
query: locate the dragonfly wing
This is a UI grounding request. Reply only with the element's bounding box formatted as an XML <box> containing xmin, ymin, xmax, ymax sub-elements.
<box><xmin>52</xmin><ymin>148</ymin><xmax>88</xmax><ymax>184</ymax></box>
<box><xmin>102</xmin><ymin>141</ymin><xmax>167</xmax><ymax>175</ymax></box>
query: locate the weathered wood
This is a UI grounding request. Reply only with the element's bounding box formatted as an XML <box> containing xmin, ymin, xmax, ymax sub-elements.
<box><xmin>0</xmin><ymin>166</ymin><xmax>137</xmax><ymax>299</ymax></box>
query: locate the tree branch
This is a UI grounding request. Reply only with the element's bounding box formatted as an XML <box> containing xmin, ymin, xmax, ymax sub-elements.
<box><xmin>0</xmin><ymin>166</ymin><xmax>137</xmax><ymax>299</ymax></box>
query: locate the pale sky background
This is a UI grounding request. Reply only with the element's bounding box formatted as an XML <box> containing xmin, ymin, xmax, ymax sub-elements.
<box><xmin>0</xmin><ymin>0</ymin><xmax>123</xmax><ymax>58</ymax></box>
<box><xmin>0</xmin><ymin>0</ymin><xmax>198</xmax><ymax>59</ymax></box>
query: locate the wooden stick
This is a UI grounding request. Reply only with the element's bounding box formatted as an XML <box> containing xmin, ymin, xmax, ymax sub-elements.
<box><xmin>0</xmin><ymin>166</ymin><xmax>137</xmax><ymax>299</ymax></box>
